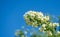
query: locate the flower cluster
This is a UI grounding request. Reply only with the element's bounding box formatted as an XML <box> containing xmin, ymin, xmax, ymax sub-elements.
<box><xmin>23</xmin><ymin>11</ymin><xmax>60</xmax><ymax>36</ymax></box>
<box><xmin>39</xmin><ymin>22</ymin><xmax>59</xmax><ymax>36</ymax></box>
<box><xmin>23</xmin><ymin>11</ymin><xmax>50</xmax><ymax>27</ymax></box>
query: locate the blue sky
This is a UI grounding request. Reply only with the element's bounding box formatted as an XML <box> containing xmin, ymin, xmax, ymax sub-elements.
<box><xmin>0</xmin><ymin>0</ymin><xmax>60</xmax><ymax>37</ymax></box>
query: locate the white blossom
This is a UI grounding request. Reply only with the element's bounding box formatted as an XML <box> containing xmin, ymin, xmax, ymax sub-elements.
<box><xmin>47</xmin><ymin>31</ymin><xmax>52</xmax><ymax>36</ymax></box>
<box><xmin>42</xmin><ymin>24</ymin><xmax>46</xmax><ymax>28</ymax></box>
<box><xmin>44</xmin><ymin>28</ymin><xmax>46</xmax><ymax>30</ymax></box>
<box><xmin>42</xmin><ymin>16</ymin><xmax>49</xmax><ymax>21</ymax></box>
<box><xmin>15</xmin><ymin>30</ymin><xmax>20</xmax><ymax>36</ymax></box>
<box><xmin>55</xmin><ymin>23</ymin><xmax>59</xmax><ymax>26</ymax></box>
<box><xmin>57</xmin><ymin>31</ymin><xmax>60</xmax><ymax>34</ymax></box>
<box><xmin>15</xmin><ymin>11</ymin><xmax>60</xmax><ymax>37</ymax></box>
<box><xmin>39</xmin><ymin>27</ymin><xmax>43</xmax><ymax>32</ymax></box>
<box><xmin>49</xmin><ymin>23</ymin><xmax>53</xmax><ymax>27</ymax></box>
<box><xmin>37</xmin><ymin>12</ymin><xmax>44</xmax><ymax>17</ymax></box>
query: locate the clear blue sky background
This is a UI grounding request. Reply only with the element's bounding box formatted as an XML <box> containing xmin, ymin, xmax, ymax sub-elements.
<box><xmin>0</xmin><ymin>0</ymin><xmax>60</xmax><ymax>37</ymax></box>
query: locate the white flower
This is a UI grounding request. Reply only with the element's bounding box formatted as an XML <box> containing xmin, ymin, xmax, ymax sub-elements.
<box><xmin>32</xmin><ymin>22</ymin><xmax>38</xmax><ymax>27</ymax></box>
<box><xmin>41</xmin><ymin>16</ymin><xmax>49</xmax><ymax>23</ymax></box>
<box><xmin>49</xmin><ymin>23</ymin><xmax>59</xmax><ymax>27</ymax></box>
<box><xmin>15</xmin><ymin>32</ymin><xmax>18</xmax><ymax>36</ymax></box>
<box><xmin>53</xmin><ymin>23</ymin><xmax>59</xmax><ymax>27</ymax></box>
<box><xmin>47</xmin><ymin>31</ymin><xmax>52</xmax><ymax>36</ymax></box>
<box><xmin>44</xmin><ymin>16</ymin><xmax>49</xmax><ymax>21</ymax></box>
<box><xmin>37</xmin><ymin>15</ymin><xmax>43</xmax><ymax>20</ymax></box>
<box><xmin>39</xmin><ymin>27</ymin><xmax>43</xmax><ymax>32</ymax></box>
<box><xmin>24</xmin><ymin>15</ymin><xmax>27</xmax><ymax>19</ymax></box>
<box><xmin>30</xmin><ymin>14</ymin><xmax>35</xmax><ymax>17</ymax></box>
<box><xmin>15</xmin><ymin>30</ymin><xmax>20</xmax><ymax>36</ymax></box>
<box><xmin>39</xmin><ymin>27</ymin><xmax>46</xmax><ymax>33</ymax></box>
<box><xmin>43</xmin><ymin>30</ymin><xmax>46</xmax><ymax>33</ymax></box>
<box><xmin>57</xmin><ymin>31</ymin><xmax>60</xmax><ymax>34</ymax></box>
<box><xmin>23</xmin><ymin>11</ymin><xmax>50</xmax><ymax>27</ymax></box>
<box><xmin>37</xmin><ymin>12</ymin><xmax>44</xmax><ymax>17</ymax></box>
<box><xmin>26</xmin><ymin>11</ymin><xmax>37</xmax><ymax>15</ymax></box>
<box><xmin>52</xmin><ymin>23</ymin><xmax>57</xmax><ymax>27</ymax></box>
<box><xmin>49</xmin><ymin>23</ymin><xmax>53</xmax><ymax>27</ymax></box>
<box><xmin>44</xmin><ymin>28</ymin><xmax>46</xmax><ymax>30</ymax></box>
<box><xmin>42</xmin><ymin>24</ymin><xmax>46</xmax><ymax>28</ymax></box>
<box><xmin>41</xmin><ymin>17</ymin><xmax>45</xmax><ymax>21</ymax></box>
